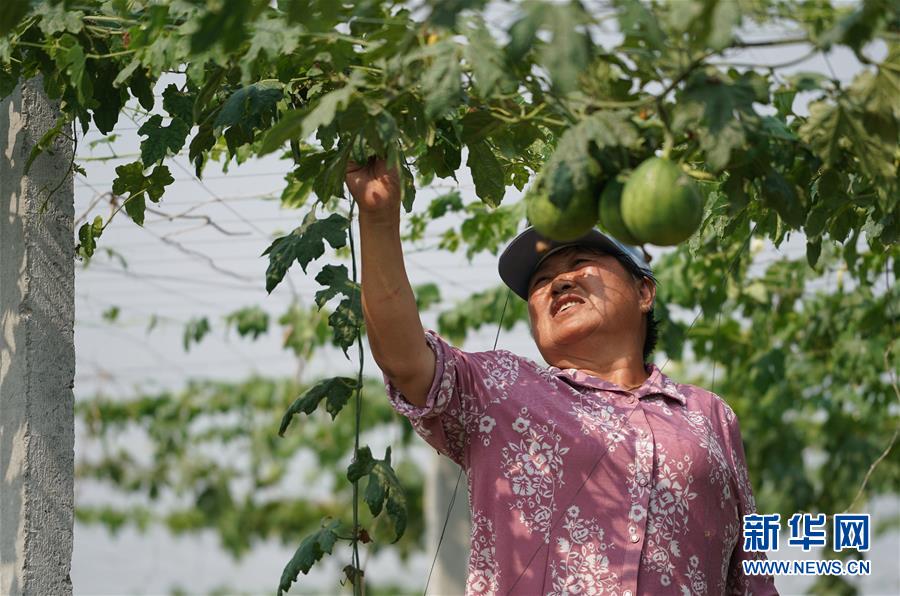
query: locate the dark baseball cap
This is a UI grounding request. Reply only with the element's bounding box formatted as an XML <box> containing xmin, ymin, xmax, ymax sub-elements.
<box><xmin>498</xmin><ymin>226</ymin><xmax>655</xmax><ymax>301</ymax></box>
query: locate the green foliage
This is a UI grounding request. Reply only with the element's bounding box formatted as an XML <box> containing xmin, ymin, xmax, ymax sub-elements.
<box><xmin>279</xmin><ymin>376</ymin><xmax>358</xmax><ymax>429</ymax></box>
<box><xmin>278</xmin><ymin>518</ymin><xmax>340</xmax><ymax>596</ymax></box>
<box><xmin>437</xmin><ymin>285</ymin><xmax>530</xmax><ymax>345</ymax></box>
<box><xmin>76</xmin><ymin>215</ymin><xmax>103</xmax><ymax>259</ymax></box>
<box><xmin>224</xmin><ymin>306</ymin><xmax>270</xmax><ymax>340</ymax></box>
<box><xmin>262</xmin><ymin>211</ymin><xmax>349</xmax><ymax>293</ymax></box>
<box><xmin>413</xmin><ymin>282</ymin><xmax>442</xmax><ymax>311</ymax></box>
<box><xmin>347</xmin><ymin>446</ymin><xmax>407</xmax><ymax>543</ymax></box>
<box><xmin>183</xmin><ymin>317</ymin><xmax>211</xmax><ymax>352</ymax></box>
<box><xmin>75</xmin><ymin>375</ymin><xmax>425</xmax><ymax>560</ymax></box>
<box><xmin>8</xmin><ymin>0</ymin><xmax>898</xmax><ymax>592</ymax></box>
<box><xmin>111</xmin><ymin>162</ymin><xmax>174</xmax><ymax>226</ymax></box>
<box><xmin>314</xmin><ymin>264</ymin><xmax>363</xmax><ymax>355</ymax></box>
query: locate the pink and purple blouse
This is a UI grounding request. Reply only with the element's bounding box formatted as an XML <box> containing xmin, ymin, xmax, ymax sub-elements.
<box><xmin>385</xmin><ymin>329</ymin><xmax>778</xmax><ymax>595</ymax></box>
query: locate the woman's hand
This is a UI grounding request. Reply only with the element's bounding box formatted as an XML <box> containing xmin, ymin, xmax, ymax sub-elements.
<box><xmin>345</xmin><ymin>157</ymin><xmax>402</xmax><ymax>214</ymax></box>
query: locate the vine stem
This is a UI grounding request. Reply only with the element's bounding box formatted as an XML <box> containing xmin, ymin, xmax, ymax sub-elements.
<box><xmin>347</xmin><ymin>196</ymin><xmax>365</xmax><ymax>596</ymax></box>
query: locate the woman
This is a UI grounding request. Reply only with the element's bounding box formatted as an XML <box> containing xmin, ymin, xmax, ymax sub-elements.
<box><xmin>346</xmin><ymin>158</ymin><xmax>778</xmax><ymax>595</ymax></box>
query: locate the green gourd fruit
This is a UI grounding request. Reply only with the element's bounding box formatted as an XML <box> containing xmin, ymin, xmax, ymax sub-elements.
<box><xmin>597</xmin><ymin>178</ymin><xmax>641</xmax><ymax>245</ymax></box>
<box><xmin>620</xmin><ymin>157</ymin><xmax>704</xmax><ymax>246</ymax></box>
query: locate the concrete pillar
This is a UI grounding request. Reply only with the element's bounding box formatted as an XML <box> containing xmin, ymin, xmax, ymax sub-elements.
<box><xmin>0</xmin><ymin>78</ymin><xmax>76</xmax><ymax>595</ymax></box>
<box><xmin>424</xmin><ymin>453</ymin><xmax>471</xmax><ymax>595</ymax></box>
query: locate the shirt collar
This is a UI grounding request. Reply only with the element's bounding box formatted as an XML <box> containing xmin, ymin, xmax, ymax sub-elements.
<box><xmin>546</xmin><ymin>361</ymin><xmax>688</xmax><ymax>405</ymax></box>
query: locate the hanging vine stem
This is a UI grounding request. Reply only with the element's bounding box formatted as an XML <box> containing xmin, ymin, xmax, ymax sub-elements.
<box><xmin>346</xmin><ymin>195</ymin><xmax>365</xmax><ymax>596</ymax></box>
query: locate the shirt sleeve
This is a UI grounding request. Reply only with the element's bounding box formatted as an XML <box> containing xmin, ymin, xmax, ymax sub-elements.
<box><xmin>383</xmin><ymin>329</ymin><xmax>494</xmax><ymax>470</ymax></box>
<box><xmin>722</xmin><ymin>408</ymin><xmax>780</xmax><ymax>596</ymax></box>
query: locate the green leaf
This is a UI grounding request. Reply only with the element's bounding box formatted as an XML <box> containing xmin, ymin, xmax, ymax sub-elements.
<box><xmin>428</xmin><ymin>191</ymin><xmax>464</xmax><ymax>218</ymax></box>
<box><xmin>437</xmin><ymin>284</ymin><xmax>529</xmax><ymax>344</ymax></box>
<box><xmin>615</xmin><ymin>0</ymin><xmax>666</xmax><ymax>51</ymax></box>
<box><xmin>674</xmin><ymin>69</ymin><xmax>761</xmax><ymax>171</ymax></box>
<box><xmin>161</xmin><ymin>84</ymin><xmax>194</xmax><ymax>124</ymax></box>
<box><xmin>414</xmin><ymin>282</ymin><xmax>442</xmax><ymax>310</ymax></box>
<box><xmin>277</xmin><ymin>519</ymin><xmax>341</xmax><ymax>596</ymax></box>
<box><xmin>799</xmin><ymin>99</ymin><xmax>897</xmax><ymax>187</ymax></box>
<box><xmin>259</xmin><ymin>79</ymin><xmax>359</xmax><ymax>155</ymax></box>
<box><xmin>667</xmin><ymin>0</ymin><xmax>740</xmax><ymax>51</ymax></box>
<box><xmin>346</xmin><ymin>445</ymin><xmax>375</xmax><ymax>481</ymax></box>
<box><xmin>328</xmin><ymin>296</ymin><xmax>363</xmax><ymax>357</ymax></box>
<box><xmin>539</xmin><ymin>3</ymin><xmax>591</xmax><ymax>94</ymax></box>
<box><xmin>191</xmin><ymin>0</ymin><xmax>267</xmax><ymax>54</ymax></box>
<box><xmin>505</xmin><ymin>3</ymin><xmax>545</xmax><ymax>61</ymax></box>
<box><xmin>40</xmin><ymin>2</ymin><xmax>84</xmax><ymax>36</ymax></box>
<box><xmin>183</xmin><ymin>317</ymin><xmax>211</xmax><ymax>352</ymax></box>
<box><xmin>24</xmin><ymin>116</ymin><xmax>66</xmax><ymax>175</ymax></box>
<box><xmin>224</xmin><ymin>306</ymin><xmax>270</xmax><ymax>340</ymax></box>
<box><xmin>806</xmin><ymin>237</ymin><xmax>822</xmax><ymax>269</ymax></box>
<box><xmin>464</xmin><ymin>16</ymin><xmax>515</xmax><ymax>97</ymax></box>
<box><xmin>314</xmin><ymin>265</ymin><xmax>359</xmax><ymax>308</ymax></box>
<box><xmin>819</xmin><ymin>0</ymin><xmax>893</xmax><ymax>53</ymax></box>
<box><xmin>427</xmin><ymin>0</ymin><xmax>489</xmax><ymax>28</ymax></box>
<box><xmin>1</xmin><ymin>0</ymin><xmax>31</xmax><ymax>36</ymax></box>
<box><xmin>137</xmin><ymin>114</ymin><xmax>190</xmax><ymax>167</ymax></box>
<box><xmin>215</xmin><ymin>80</ymin><xmax>283</xmax><ymax>129</ymax></box>
<box><xmin>76</xmin><ymin>216</ymin><xmax>104</xmax><ymax>259</ymax></box>
<box><xmin>458</xmin><ymin>204</ymin><xmax>522</xmax><ymax>259</ymax></box>
<box><xmin>460</xmin><ymin>110</ymin><xmax>502</xmax><ymax>145</ymax></box>
<box><xmin>112</xmin><ymin>163</ymin><xmax>174</xmax><ymax>226</ymax></box>
<box><xmin>422</xmin><ymin>40</ymin><xmax>462</xmax><ymax>120</ymax></box>
<box><xmin>466</xmin><ymin>141</ymin><xmax>505</xmax><ymax>207</ymax></box>
<box><xmin>762</xmin><ymin>169</ymin><xmax>805</xmax><ymax>229</ymax></box>
<box><xmin>54</xmin><ymin>34</ymin><xmax>89</xmax><ymax>104</ymax></box>
<box><xmin>400</xmin><ymin>160</ymin><xmax>417</xmax><ymax>213</ymax></box>
<box><xmin>278</xmin><ymin>376</ymin><xmax>358</xmax><ymax>433</ymax></box>
<box><xmin>262</xmin><ymin>211</ymin><xmax>349</xmax><ymax>293</ymax></box>
<box><xmin>315</xmin><ymin>144</ymin><xmax>353</xmax><ymax>204</ymax></box>
<box><xmin>347</xmin><ymin>446</ymin><xmax>407</xmax><ymax>543</ymax></box>
<box><xmin>542</xmin><ymin>134</ymin><xmax>598</xmax><ymax>212</ymax></box>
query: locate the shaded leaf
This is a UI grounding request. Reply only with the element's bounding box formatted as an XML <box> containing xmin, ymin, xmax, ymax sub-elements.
<box><xmin>76</xmin><ymin>216</ymin><xmax>104</xmax><ymax>259</ymax></box>
<box><xmin>799</xmin><ymin>99</ymin><xmax>896</xmax><ymax>187</ymax></box>
<box><xmin>467</xmin><ymin>141</ymin><xmax>505</xmax><ymax>207</ymax></box>
<box><xmin>328</xmin><ymin>297</ymin><xmax>363</xmax><ymax>358</ymax></box>
<box><xmin>262</xmin><ymin>211</ymin><xmax>349</xmax><ymax>293</ymax></box>
<box><xmin>224</xmin><ymin>306</ymin><xmax>270</xmax><ymax>340</ymax></box>
<box><xmin>414</xmin><ymin>282</ymin><xmax>442</xmax><ymax>310</ymax></box>
<box><xmin>539</xmin><ymin>3</ymin><xmax>591</xmax><ymax>94</ymax></box>
<box><xmin>112</xmin><ymin>163</ymin><xmax>174</xmax><ymax>226</ymax></box>
<box><xmin>314</xmin><ymin>264</ymin><xmax>359</xmax><ymax>308</ymax></box>
<box><xmin>422</xmin><ymin>40</ymin><xmax>462</xmax><ymax>120</ymax></box>
<box><xmin>279</xmin><ymin>377</ymin><xmax>358</xmax><ymax>433</ymax></box>
<box><xmin>137</xmin><ymin>114</ymin><xmax>190</xmax><ymax>167</ymax></box>
<box><xmin>183</xmin><ymin>317</ymin><xmax>211</xmax><ymax>352</ymax></box>
<box><xmin>464</xmin><ymin>16</ymin><xmax>515</xmax><ymax>97</ymax></box>
<box><xmin>277</xmin><ymin>519</ymin><xmax>341</xmax><ymax>596</ymax></box>
<box><xmin>347</xmin><ymin>446</ymin><xmax>407</xmax><ymax>543</ymax></box>
<box><xmin>259</xmin><ymin>79</ymin><xmax>360</xmax><ymax>155</ymax></box>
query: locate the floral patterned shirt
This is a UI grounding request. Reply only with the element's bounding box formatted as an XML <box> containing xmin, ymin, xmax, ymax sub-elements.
<box><xmin>384</xmin><ymin>329</ymin><xmax>779</xmax><ymax>596</ymax></box>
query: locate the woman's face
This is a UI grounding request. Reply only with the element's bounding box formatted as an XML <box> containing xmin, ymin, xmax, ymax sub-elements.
<box><xmin>526</xmin><ymin>246</ymin><xmax>653</xmax><ymax>362</ymax></box>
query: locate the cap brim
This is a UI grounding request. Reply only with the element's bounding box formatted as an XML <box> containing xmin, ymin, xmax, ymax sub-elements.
<box><xmin>498</xmin><ymin>226</ymin><xmax>654</xmax><ymax>301</ymax></box>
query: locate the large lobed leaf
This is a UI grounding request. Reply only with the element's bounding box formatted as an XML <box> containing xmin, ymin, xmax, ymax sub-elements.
<box><xmin>279</xmin><ymin>376</ymin><xmax>359</xmax><ymax>433</ymax></box>
<box><xmin>262</xmin><ymin>211</ymin><xmax>349</xmax><ymax>293</ymax></box>
<box><xmin>346</xmin><ymin>446</ymin><xmax>407</xmax><ymax>543</ymax></box>
<box><xmin>278</xmin><ymin>518</ymin><xmax>341</xmax><ymax>595</ymax></box>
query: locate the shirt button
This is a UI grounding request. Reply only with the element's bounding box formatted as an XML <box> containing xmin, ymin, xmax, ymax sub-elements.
<box><xmin>626</xmin><ymin>396</ymin><xmax>636</xmax><ymax>404</ymax></box>
<box><xmin>624</xmin><ymin>591</ymin><xmax>633</xmax><ymax>596</ymax></box>
<box><xmin>639</xmin><ymin>475</ymin><xmax>650</xmax><ymax>487</ymax></box>
<box><xmin>630</xmin><ymin>533</ymin><xmax>640</xmax><ymax>543</ymax></box>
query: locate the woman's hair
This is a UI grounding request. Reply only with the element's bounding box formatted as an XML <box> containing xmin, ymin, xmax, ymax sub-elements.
<box><xmin>617</xmin><ymin>254</ymin><xmax>659</xmax><ymax>363</ymax></box>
